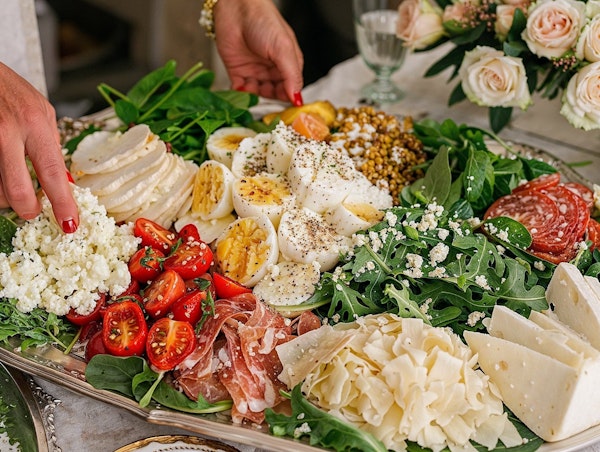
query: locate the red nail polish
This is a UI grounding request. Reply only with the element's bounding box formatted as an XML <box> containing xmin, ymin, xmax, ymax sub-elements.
<box><xmin>234</xmin><ymin>85</ymin><xmax>246</xmax><ymax>92</ymax></box>
<box><xmin>62</xmin><ymin>219</ymin><xmax>77</xmax><ymax>234</ymax></box>
<box><xmin>293</xmin><ymin>91</ymin><xmax>304</xmax><ymax>107</ymax></box>
<box><xmin>66</xmin><ymin>171</ymin><xmax>74</xmax><ymax>183</ymax></box>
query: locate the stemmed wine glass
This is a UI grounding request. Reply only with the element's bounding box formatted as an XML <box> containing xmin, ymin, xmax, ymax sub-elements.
<box><xmin>353</xmin><ymin>0</ymin><xmax>406</xmax><ymax>104</ymax></box>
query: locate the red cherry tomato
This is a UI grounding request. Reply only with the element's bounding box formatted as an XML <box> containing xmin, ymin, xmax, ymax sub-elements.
<box><xmin>120</xmin><ymin>278</ymin><xmax>141</xmax><ymax>297</ymax></box>
<box><xmin>65</xmin><ymin>293</ymin><xmax>107</xmax><ymax>326</ymax></box>
<box><xmin>212</xmin><ymin>272</ymin><xmax>252</xmax><ymax>299</ymax></box>
<box><xmin>185</xmin><ymin>273</ymin><xmax>216</xmax><ymax>301</ymax></box>
<box><xmin>164</xmin><ymin>241</ymin><xmax>213</xmax><ymax>280</ymax></box>
<box><xmin>85</xmin><ymin>330</ymin><xmax>108</xmax><ymax>362</ymax></box>
<box><xmin>146</xmin><ymin>317</ymin><xmax>196</xmax><ymax>371</ymax></box>
<box><xmin>169</xmin><ymin>288</ymin><xmax>209</xmax><ymax>325</ymax></box>
<box><xmin>178</xmin><ymin>223</ymin><xmax>201</xmax><ymax>243</ymax></box>
<box><xmin>133</xmin><ymin>218</ymin><xmax>177</xmax><ymax>253</ymax></box>
<box><xmin>143</xmin><ymin>269</ymin><xmax>186</xmax><ymax>318</ymax></box>
<box><xmin>101</xmin><ymin>301</ymin><xmax>148</xmax><ymax>357</ymax></box>
<box><xmin>128</xmin><ymin>246</ymin><xmax>165</xmax><ymax>283</ymax></box>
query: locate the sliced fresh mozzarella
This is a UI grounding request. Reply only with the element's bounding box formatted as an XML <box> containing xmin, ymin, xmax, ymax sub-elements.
<box><xmin>277</xmin><ymin>207</ymin><xmax>352</xmax><ymax>272</ymax></box>
<box><xmin>70</xmin><ymin>124</ymin><xmax>156</xmax><ymax>175</ymax></box>
<box><xmin>287</xmin><ymin>140</ymin><xmax>356</xmax><ymax>214</ymax></box>
<box><xmin>266</xmin><ymin>122</ymin><xmax>306</xmax><ymax>175</ymax></box>
<box><xmin>74</xmin><ymin>140</ymin><xmax>167</xmax><ymax>196</ymax></box>
<box><xmin>206</xmin><ymin>126</ymin><xmax>257</xmax><ymax>168</ymax></box>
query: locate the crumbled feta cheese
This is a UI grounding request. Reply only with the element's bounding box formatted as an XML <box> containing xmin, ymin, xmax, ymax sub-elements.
<box><xmin>429</xmin><ymin>242</ymin><xmax>449</xmax><ymax>266</ymax></box>
<box><xmin>0</xmin><ymin>185</ymin><xmax>140</xmax><ymax>315</ymax></box>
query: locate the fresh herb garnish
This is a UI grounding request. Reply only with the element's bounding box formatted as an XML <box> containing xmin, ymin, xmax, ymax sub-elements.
<box><xmin>0</xmin><ymin>299</ymin><xmax>76</xmax><ymax>350</ymax></box>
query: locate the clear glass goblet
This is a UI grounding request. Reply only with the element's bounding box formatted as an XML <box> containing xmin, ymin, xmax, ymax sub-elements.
<box><xmin>353</xmin><ymin>0</ymin><xmax>406</xmax><ymax>104</ymax></box>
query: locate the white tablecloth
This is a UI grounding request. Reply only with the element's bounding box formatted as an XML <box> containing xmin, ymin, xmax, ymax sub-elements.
<box><xmin>38</xmin><ymin>51</ymin><xmax>600</xmax><ymax>452</ymax></box>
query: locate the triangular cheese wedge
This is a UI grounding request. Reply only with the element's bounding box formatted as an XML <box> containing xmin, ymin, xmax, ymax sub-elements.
<box><xmin>465</xmin><ymin>331</ymin><xmax>600</xmax><ymax>442</ymax></box>
<box><xmin>546</xmin><ymin>262</ymin><xmax>600</xmax><ymax>349</ymax></box>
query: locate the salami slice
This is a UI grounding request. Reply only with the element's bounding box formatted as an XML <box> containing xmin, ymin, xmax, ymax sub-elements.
<box><xmin>542</xmin><ymin>184</ymin><xmax>589</xmax><ymax>247</ymax></box>
<box><xmin>512</xmin><ymin>172</ymin><xmax>561</xmax><ymax>194</ymax></box>
<box><xmin>587</xmin><ymin>218</ymin><xmax>600</xmax><ymax>251</ymax></box>
<box><xmin>484</xmin><ymin>189</ymin><xmax>562</xmax><ymax>252</ymax></box>
<box><xmin>564</xmin><ymin>181</ymin><xmax>594</xmax><ymax>212</ymax></box>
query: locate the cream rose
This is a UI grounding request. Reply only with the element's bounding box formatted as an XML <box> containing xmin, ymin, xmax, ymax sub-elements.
<box><xmin>397</xmin><ymin>0</ymin><xmax>445</xmax><ymax>50</ymax></box>
<box><xmin>459</xmin><ymin>46</ymin><xmax>532</xmax><ymax>109</ymax></box>
<box><xmin>576</xmin><ymin>16</ymin><xmax>600</xmax><ymax>62</ymax></box>
<box><xmin>495</xmin><ymin>4</ymin><xmax>521</xmax><ymax>40</ymax></box>
<box><xmin>522</xmin><ymin>0</ymin><xmax>587</xmax><ymax>59</ymax></box>
<box><xmin>560</xmin><ymin>61</ymin><xmax>600</xmax><ymax>130</ymax></box>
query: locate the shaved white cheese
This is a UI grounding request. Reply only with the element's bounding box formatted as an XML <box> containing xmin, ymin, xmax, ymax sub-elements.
<box><xmin>278</xmin><ymin>314</ymin><xmax>520</xmax><ymax>452</ymax></box>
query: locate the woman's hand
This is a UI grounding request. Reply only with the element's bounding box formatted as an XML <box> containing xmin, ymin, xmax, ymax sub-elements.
<box><xmin>213</xmin><ymin>0</ymin><xmax>305</xmax><ymax>105</ymax></box>
<box><xmin>0</xmin><ymin>63</ymin><xmax>78</xmax><ymax>232</ymax></box>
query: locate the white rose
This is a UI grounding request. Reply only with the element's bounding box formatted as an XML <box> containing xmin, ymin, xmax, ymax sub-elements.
<box><xmin>522</xmin><ymin>0</ymin><xmax>587</xmax><ymax>59</ymax></box>
<box><xmin>560</xmin><ymin>61</ymin><xmax>600</xmax><ymax>130</ymax></box>
<box><xmin>397</xmin><ymin>0</ymin><xmax>445</xmax><ymax>50</ymax></box>
<box><xmin>459</xmin><ymin>46</ymin><xmax>532</xmax><ymax>109</ymax></box>
<box><xmin>586</xmin><ymin>0</ymin><xmax>600</xmax><ymax>17</ymax></box>
<box><xmin>576</xmin><ymin>16</ymin><xmax>600</xmax><ymax>62</ymax></box>
<box><xmin>495</xmin><ymin>4</ymin><xmax>521</xmax><ymax>40</ymax></box>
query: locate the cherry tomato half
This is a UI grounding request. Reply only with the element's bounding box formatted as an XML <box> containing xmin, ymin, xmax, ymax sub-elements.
<box><xmin>128</xmin><ymin>246</ymin><xmax>165</xmax><ymax>283</ymax></box>
<box><xmin>143</xmin><ymin>269</ymin><xmax>186</xmax><ymax>318</ymax></box>
<box><xmin>133</xmin><ymin>218</ymin><xmax>177</xmax><ymax>253</ymax></box>
<box><xmin>85</xmin><ymin>330</ymin><xmax>107</xmax><ymax>362</ymax></box>
<box><xmin>169</xmin><ymin>288</ymin><xmax>208</xmax><ymax>326</ymax></box>
<box><xmin>119</xmin><ymin>278</ymin><xmax>141</xmax><ymax>298</ymax></box>
<box><xmin>185</xmin><ymin>273</ymin><xmax>216</xmax><ymax>301</ymax></box>
<box><xmin>212</xmin><ymin>272</ymin><xmax>252</xmax><ymax>299</ymax></box>
<box><xmin>164</xmin><ymin>241</ymin><xmax>213</xmax><ymax>280</ymax></box>
<box><xmin>101</xmin><ymin>301</ymin><xmax>148</xmax><ymax>357</ymax></box>
<box><xmin>146</xmin><ymin>317</ymin><xmax>196</xmax><ymax>371</ymax></box>
<box><xmin>178</xmin><ymin>223</ymin><xmax>201</xmax><ymax>243</ymax></box>
<box><xmin>65</xmin><ymin>293</ymin><xmax>107</xmax><ymax>326</ymax></box>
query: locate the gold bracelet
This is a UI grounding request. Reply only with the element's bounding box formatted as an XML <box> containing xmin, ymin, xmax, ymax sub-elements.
<box><xmin>199</xmin><ymin>0</ymin><xmax>219</xmax><ymax>39</ymax></box>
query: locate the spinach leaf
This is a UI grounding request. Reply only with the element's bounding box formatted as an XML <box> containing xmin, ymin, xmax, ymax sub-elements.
<box><xmin>0</xmin><ymin>215</ymin><xmax>17</xmax><ymax>254</ymax></box>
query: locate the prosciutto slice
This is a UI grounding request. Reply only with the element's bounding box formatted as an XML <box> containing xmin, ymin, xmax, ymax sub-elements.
<box><xmin>174</xmin><ymin>293</ymin><xmax>308</xmax><ymax>424</ymax></box>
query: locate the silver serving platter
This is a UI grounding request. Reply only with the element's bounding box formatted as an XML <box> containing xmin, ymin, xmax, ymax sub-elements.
<box><xmin>0</xmin><ymin>144</ymin><xmax>599</xmax><ymax>452</ymax></box>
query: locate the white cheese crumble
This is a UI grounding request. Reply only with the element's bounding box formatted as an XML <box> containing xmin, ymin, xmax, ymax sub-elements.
<box><xmin>0</xmin><ymin>185</ymin><xmax>140</xmax><ymax>315</ymax></box>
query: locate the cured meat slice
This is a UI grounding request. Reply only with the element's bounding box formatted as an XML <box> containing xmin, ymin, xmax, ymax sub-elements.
<box><xmin>512</xmin><ymin>172</ymin><xmax>560</xmax><ymax>194</ymax></box>
<box><xmin>587</xmin><ymin>219</ymin><xmax>600</xmax><ymax>251</ymax></box>
<box><xmin>484</xmin><ymin>189</ymin><xmax>562</xmax><ymax>252</ymax></box>
<box><xmin>563</xmin><ymin>182</ymin><xmax>594</xmax><ymax>212</ymax></box>
<box><xmin>542</xmin><ymin>184</ymin><xmax>589</xmax><ymax>247</ymax></box>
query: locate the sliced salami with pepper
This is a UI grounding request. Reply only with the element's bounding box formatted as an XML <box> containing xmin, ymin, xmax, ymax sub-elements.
<box><xmin>512</xmin><ymin>172</ymin><xmax>560</xmax><ymax>194</ymax></box>
<box><xmin>563</xmin><ymin>181</ymin><xmax>594</xmax><ymax>212</ymax></box>
<box><xmin>484</xmin><ymin>189</ymin><xmax>562</xmax><ymax>252</ymax></box>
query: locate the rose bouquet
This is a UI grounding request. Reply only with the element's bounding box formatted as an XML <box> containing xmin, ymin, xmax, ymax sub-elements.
<box><xmin>397</xmin><ymin>0</ymin><xmax>600</xmax><ymax>132</ymax></box>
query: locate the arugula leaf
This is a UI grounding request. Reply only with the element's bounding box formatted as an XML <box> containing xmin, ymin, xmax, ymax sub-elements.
<box><xmin>0</xmin><ymin>215</ymin><xmax>17</xmax><ymax>254</ymax></box>
<box><xmin>265</xmin><ymin>385</ymin><xmax>387</xmax><ymax>452</ymax></box>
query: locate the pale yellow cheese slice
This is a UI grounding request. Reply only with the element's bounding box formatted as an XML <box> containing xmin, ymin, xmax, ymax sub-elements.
<box><xmin>546</xmin><ymin>262</ymin><xmax>600</xmax><ymax>349</ymax></box>
<box><xmin>465</xmin><ymin>330</ymin><xmax>600</xmax><ymax>442</ymax></box>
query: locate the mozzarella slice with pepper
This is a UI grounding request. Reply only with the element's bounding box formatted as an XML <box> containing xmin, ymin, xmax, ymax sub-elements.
<box><xmin>214</xmin><ymin>214</ymin><xmax>279</xmax><ymax>287</ymax></box>
<box><xmin>277</xmin><ymin>207</ymin><xmax>352</xmax><ymax>272</ymax></box>
<box><xmin>287</xmin><ymin>141</ymin><xmax>356</xmax><ymax>214</ymax></box>
<box><xmin>230</xmin><ymin>132</ymin><xmax>271</xmax><ymax>178</ymax></box>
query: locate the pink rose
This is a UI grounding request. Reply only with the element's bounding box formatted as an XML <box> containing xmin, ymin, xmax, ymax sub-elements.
<box><xmin>495</xmin><ymin>5</ymin><xmax>521</xmax><ymax>40</ymax></box>
<box><xmin>397</xmin><ymin>0</ymin><xmax>445</xmax><ymax>50</ymax></box>
<box><xmin>522</xmin><ymin>0</ymin><xmax>586</xmax><ymax>59</ymax></box>
<box><xmin>459</xmin><ymin>46</ymin><xmax>532</xmax><ymax>109</ymax></box>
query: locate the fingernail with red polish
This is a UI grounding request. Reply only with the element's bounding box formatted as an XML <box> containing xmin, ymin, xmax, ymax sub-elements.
<box><xmin>62</xmin><ymin>218</ymin><xmax>77</xmax><ymax>234</ymax></box>
<box><xmin>66</xmin><ymin>171</ymin><xmax>74</xmax><ymax>183</ymax></box>
<box><xmin>234</xmin><ymin>85</ymin><xmax>246</xmax><ymax>92</ymax></box>
<box><xmin>293</xmin><ymin>91</ymin><xmax>304</xmax><ymax>107</ymax></box>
